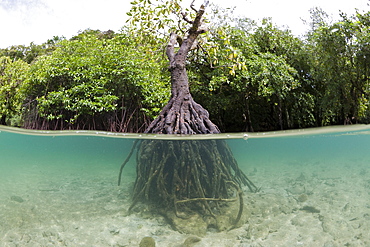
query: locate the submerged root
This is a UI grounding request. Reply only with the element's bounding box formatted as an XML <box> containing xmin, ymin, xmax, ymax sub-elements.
<box><xmin>174</xmin><ymin>180</ymin><xmax>244</xmax><ymax>228</ymax></box>
<box><xmin>119</xmin><ymin>139</ymin><xmax>257</xmax><ymax>233</ymax></box>
<box><xmin>118</xmin><ymin>140</ymin><xmax>139</xmax><ymax>186</ymax></box>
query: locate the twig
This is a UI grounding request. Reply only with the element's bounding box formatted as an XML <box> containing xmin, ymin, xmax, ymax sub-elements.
<box><xmin>190</xmin><ymin>0</ymin><xmax>197</xmax><ymax>12</ymax></box>
<box><xmin>181</xmin><ymin>12</ymin><xmax>193</xmax><ymax>24</ymax></box>
<box><xmin>227</xmin><ymin>181</ymin><xmax>244</xmax><ymax>229</ymax></box>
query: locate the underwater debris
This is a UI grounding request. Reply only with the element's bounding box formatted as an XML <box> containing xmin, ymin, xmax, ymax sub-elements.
<box><xmin>300</xmin><ymin>206</ymin><xmax>320</xmax><ymax>213</ymax></box>
<box><xmin>139</xmin><ymin>236</ymin><xmax>156</xmax><ymax>247</ymax></box>
<box><xmin>177</xmin><ymin>236</ymin><xmax>202</xmax><ymax>247</ymax></box>
<box><xmin>10</xmin><ymin>195</ymin><xmax>24</xmax><ymax>203</ymax></box>
<box><xmin>297</xmin><ymin>194</ymin><xmax>308</xmax><ymax>202</ymax></box>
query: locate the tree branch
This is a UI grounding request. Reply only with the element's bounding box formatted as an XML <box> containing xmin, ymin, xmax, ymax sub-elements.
<box><xmin>181</xmin><ymin>12</ymin><xmax>193</xmax><ymax>24</ymax></box>
<box><xmin>166</xmin><ymin>32</ymin><xmax>178</xmax><ymax>62</ymax></box>
<box><xmin>190</xmin><ymin>0</ymin><xmax>197</xmax><ymax>12</ymax></box>
<box><xmin>189</xmin><ymin>1</ymin><xmax>208</xmax><ymax>34</ymax></box>
<box><xmin>174</xmin><ymin>1</ymin><xmax>208</xmax><ymax>59</ymax></box>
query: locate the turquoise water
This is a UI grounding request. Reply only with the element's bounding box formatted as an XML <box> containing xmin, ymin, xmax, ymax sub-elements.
<box><xmin>232</xmin><ymin>126</ymin><xmax>370</xmax><ymax>167</ymax></box>
<box><xmin>1</xmin><ymin>125</ymin><xmax>370</xmax><ymax>246</ymax></box>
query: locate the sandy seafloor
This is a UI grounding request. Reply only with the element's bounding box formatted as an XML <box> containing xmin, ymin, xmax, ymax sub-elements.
<box><xmin>1</xmin><ymin>127</ymin><xmax>370</xmax><ymax>246</ymax></box>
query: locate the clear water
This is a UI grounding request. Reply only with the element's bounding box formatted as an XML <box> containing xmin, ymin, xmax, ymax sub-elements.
<box><xmin>1</xmin><ymin>125</ymin><xmax>370</xmax><ymax>246</ymax></box>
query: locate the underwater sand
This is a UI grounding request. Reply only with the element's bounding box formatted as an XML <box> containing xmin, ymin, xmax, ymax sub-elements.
<box><xmin>1</xmin><ymin>125</ymin><xmax>370</xmax><ymax>246</ymax></box>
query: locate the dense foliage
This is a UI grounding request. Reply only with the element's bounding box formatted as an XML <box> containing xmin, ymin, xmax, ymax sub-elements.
<box><xmin>1</xmin><ymin>30</ymin><xmax>170</xmax><ymax>131</ymax></box>
<box><xmin>1</xmin><ymin>2</ymin><xmax>370</xmax><ymax>132</ymax></box>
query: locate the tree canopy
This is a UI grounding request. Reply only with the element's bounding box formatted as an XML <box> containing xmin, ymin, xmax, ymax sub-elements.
<box><xmin>1</xmin><ymin>2</ymin><xmax>370</xmax><ymax>132</ymax></box>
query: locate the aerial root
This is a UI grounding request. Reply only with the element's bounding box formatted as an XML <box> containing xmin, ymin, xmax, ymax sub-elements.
<box><xmin>118</xmin><ymin>139</ymin><xmax>139</xmax><ymax>186</ymax></box>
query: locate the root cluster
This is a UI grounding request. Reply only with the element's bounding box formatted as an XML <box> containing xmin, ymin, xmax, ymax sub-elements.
<box><xmin>145</xmin><ymin>96</ymin><xmax>220</xmax><ymax>135</ymax></box>
<box><xmin>118</xmin><ymin>138</ymin><xmax>257</xmax><ymax>229</ymax></box>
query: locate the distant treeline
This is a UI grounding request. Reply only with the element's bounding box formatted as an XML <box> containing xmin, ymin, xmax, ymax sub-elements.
<box><xmin>1</xmin><ymin>7</ymin><xmax>370</xmax><ymax>132</ymax></box>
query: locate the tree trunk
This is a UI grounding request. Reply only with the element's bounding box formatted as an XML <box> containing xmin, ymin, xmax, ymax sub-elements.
<box><xmin>145</xmin><ymin>3</ymin><xmax>219</xmax><ymax>135</ymax></box>
<box><xmin>278</xmin><ymin>97</ymin><xmax>283</xmax><ymax>130</ymax></box>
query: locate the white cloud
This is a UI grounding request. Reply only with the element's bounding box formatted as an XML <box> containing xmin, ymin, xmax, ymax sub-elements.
<box><xmin>0</xmin><ymin>0</ymin><xmax>130</xmax><ymax>48</ymax></box>
<box><xmin>209</xmin><ymin>0</ymin><xmax>369</xmax><ymax>36</ymax></box>
<box><xmin>0</xmin><ymin>0</ymin><xmax>369</xmax><ymax>48</ymax></box>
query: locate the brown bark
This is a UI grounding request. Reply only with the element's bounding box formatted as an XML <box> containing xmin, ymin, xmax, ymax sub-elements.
<box><xmin>145</xmin><ymin>1</ymin><xmax>219</xmax><ymax>135</ymax></box>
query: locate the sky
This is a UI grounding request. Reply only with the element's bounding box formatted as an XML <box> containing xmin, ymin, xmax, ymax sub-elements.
<box><xmin>0</xmin><ymin>0</ymin><xmax>369</xmax><ymax>48</ymax></box>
